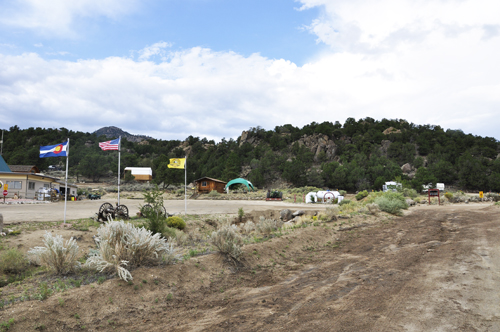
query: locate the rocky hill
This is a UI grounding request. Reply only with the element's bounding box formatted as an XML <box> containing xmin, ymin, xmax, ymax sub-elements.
<box><xmin>93</xmin><ymin>126</ymin><xmax>152</xmax><ymax>143</ymax></box>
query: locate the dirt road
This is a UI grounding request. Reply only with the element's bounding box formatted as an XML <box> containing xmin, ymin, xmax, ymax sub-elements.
<box><xmin>0</xmin><ymin>198</ymin><xmax>326</xmax><ymax>224</ymax></box>
<box><xmin>1</xmin><ymin>204</ymin><xmax>499</xmax><ymax>331</ymax></box>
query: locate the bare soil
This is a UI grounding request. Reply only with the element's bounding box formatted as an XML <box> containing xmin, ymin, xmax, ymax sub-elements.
<box><xmin>1</xmin><ymin>203</ymin><xmax>500</xmax><ymax>331</ymax></box>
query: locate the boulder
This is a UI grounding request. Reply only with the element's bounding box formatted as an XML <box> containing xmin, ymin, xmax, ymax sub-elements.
<box><xmin>292</xmin><ymin>210</ymin><xmax>305</xmax><ymax>217</ymax></box>
<box><xmin>383</xmin><ymin>127</ymin><xmax>402</xmax><ymax>135</ymax></box>
<box><xmin>406</xmin><ymin>199</ymin><xmax>416</xmax><ymax>206</ymax></box>
<box><xmin>280</xmin><ymin>209</ymin><xmax>294</xmax><ymax>222</ymax></box>
<box><xmin>401</xmin><ymin>163</ymin><xmax>412</xmax><ymax>174</ymax></box>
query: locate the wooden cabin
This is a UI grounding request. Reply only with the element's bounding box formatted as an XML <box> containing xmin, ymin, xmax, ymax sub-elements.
<box><xmin>195</xmin><ymin>177</ymin><xmax>227</xmax><ymax>194</ymax></box>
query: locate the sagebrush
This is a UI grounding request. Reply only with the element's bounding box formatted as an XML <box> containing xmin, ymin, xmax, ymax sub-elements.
<box><xmin>85</xmin><ymin>220</ymin><xmax>176</xmax><ymax>281</ymax></box>
<box><xmin>28</xmin><ymin>232</ymin><xmax>81</xmax><ymax>275</ymax></box>
<box><xmin>256</xmin><ymin>216</ymin><xmax>283</xmax><ymax>236</ymax></box>
<box><xmin>210</xmin><ymin>225</ymin><xmax>243</xmax><ymax>261</ymax></box>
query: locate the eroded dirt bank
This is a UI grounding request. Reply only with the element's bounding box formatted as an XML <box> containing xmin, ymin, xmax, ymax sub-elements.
<box><xmin>1</xmin><ymin>204</ymin><xmax>499</xmax><ymax>331</ymax></box>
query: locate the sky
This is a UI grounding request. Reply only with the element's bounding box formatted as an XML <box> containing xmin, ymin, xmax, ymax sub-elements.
<box><xmin>0</xmin><ymin>0</ymin><xmax>499</xmax><ymax>142</ymax></box>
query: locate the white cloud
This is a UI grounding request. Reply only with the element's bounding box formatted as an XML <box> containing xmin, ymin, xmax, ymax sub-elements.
<box><xmin>298</xmin><ymin>0</ymin><xmax>500</xmax><ymax>53</ymax></box>
<box><xmin>138</xmin><ymin>42</ymin><xmax>173</xmax><ymax>61</ymax></box>
<box><xmin>34</xmin><ymin>43</ymin><xmax>43</xmax><ymax>47</ymax></box>
<box><xmin>0</xmin><ymin>0</ymin><xmax>499</xmax><ymax>141</ymax></box>
<box><xmin>0</xmin><ymin>0</ymin><xmax>138</xmax><ymax>37</ymax></box>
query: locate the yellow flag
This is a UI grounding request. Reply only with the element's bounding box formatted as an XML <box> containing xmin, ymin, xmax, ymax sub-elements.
<box><xmin>167</xmin><ymin>158</ymin><xmax>185</xmax><ymax>169</ymax></box>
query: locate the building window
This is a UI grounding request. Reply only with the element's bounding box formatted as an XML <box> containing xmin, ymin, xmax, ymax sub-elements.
<box><xmin>29</xmin><ymin>182</ymin><xmax>35</xmax><ymax>190</ymax></box>
<box><xmin>6</xmin><ymin>181</ymin><xmax>22</xmax><ymax>189</ymax></box>
<box><xmin>202</xmin><ymin>181</ymin><xmax>207</xmax><ymax>187</ymax></box>
<box><xmin>43</xmin><ymin>183</ymin><xmax>50</xmax><ymax>188</ymax></box>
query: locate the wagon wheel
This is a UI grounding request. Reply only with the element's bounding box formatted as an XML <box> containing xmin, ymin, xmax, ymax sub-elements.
<box><xmin>50</xmin><ymin>191</ymin><xmax>59</xmax><ymax>202</ymax></box>
<box><xmin>161</xmin><ymin>206</ymin><xmax>168</xmax><ymax>217</ymax></box>
<box><xmin>115</xmin><ymin>204</ymin><xmax>129</xmax><ymax>220</ymax></box>
<box><xmin>140</xmin><ymin>204</ymin><xmax>153</xmax><ymax>217</ymax></box>
<box><xmin>98</xmin><ymin>202</ymin><xmax>115</xmax><ymax>221</ymax></box>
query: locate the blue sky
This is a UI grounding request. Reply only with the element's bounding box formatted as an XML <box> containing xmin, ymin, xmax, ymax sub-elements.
<box><xmin>1</xmin><ymin>0</ymin><xmax>323</xmax><ymax>64</ymax></box>
<box><xmin>0</xmin><ymin>0</ymin><xmax>499</xmax><ymax>141</ymax></box>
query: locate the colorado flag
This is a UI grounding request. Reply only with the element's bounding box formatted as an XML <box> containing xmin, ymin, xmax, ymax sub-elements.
<box><xmin>40</xmin><ymin>141</ymin><xmax>68</xmax><ymax>158</ymax></box>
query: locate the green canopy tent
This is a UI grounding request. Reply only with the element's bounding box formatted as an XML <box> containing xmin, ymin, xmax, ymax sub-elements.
<box><xmin>225</xmin><ymin>178</ymin><xmax>255</xmax><ymax>192</ymax></box>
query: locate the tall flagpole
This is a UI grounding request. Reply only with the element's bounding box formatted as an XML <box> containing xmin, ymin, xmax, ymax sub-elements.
<box><xmin>184</xmin><ymin>155</ymin><xmax>187</xmax><ymax>215</ymax></box>
<box><xmin>118</xmin><ymin>136</ymin><xmax>121</xmax><ymax>206</ymax></box>
<box><xmin>63</xmin><ymin>138</ymin><xmax>69</xmax><ymax>224</ymax></box>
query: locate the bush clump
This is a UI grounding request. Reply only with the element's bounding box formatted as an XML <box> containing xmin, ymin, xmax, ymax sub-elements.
<box><xmin>28</xmin><ymin>232</ymin><xmax>81</xmax><ymax>275</ymax></box>
<box><xmin>166</xmin><ymin>216</ymin><xmax>186</xmax><ymax>230</ymax></box>
<box><xmin>256</xmin><ymin>217</ymin><xmax>283</xmax><ymax>236</ymax></box>
<box><xmin>339</xmin><ymin>199</ymin><xmax>351</xmax><ymax>206</ymax></box>
<box><xmin>208</xmin><ymin>190</ymin><xmax>220</xmax><ymax>197</ymax></box>
<box><xmin>210</xmin><ymin>225</ymin><xmax>244</xmax><ymax>261</ymax></box>
<box><xmin>325</xmin><ymin>205</ymin><xmax>340</xmax><ymax>220</ymax></box>
<box><xmin>401</xmin><ymin>188</ymin><xmax>418</xmax><ymax>199</ymax></box>
<box><xmin>0</xmin><ymin>248</ymin><xmax>29</xmax><ymax>274</ymax></box>
<box><xmin>366</xmin><ymin>203</ymin><xmax>380</xmax><ymax>215</ymax></box>
<box><xmin>374</xmin><ymin>192</ymin><xmax>408</xmax><ymax>215</ymax></box>
<box><xmin>85</xmin><ymin>220</ymin><xmax>176</xmax><ymax>281</ymax></box>
<box><xmin>444</xmin><ymin>192</ymin><xmax>454</xmax><ymax>201</ymax></box>
<box><xmin>355</xmin><ymin>190</ymin><xmax>369</xmax><ymax>201</ymax></box>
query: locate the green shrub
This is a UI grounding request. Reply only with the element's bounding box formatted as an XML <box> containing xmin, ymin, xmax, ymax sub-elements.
<box><xmin>238</xmin><ymin>207</ymin><xmax>244</xmax><ymax>222</ymax></box>
<box><xmin>338</xmin><ymin>190</ymin><xmax>347</xmax><ymax>196</ymax></box>
<box><xmin>355</xmin><ymin>190</ymin><xmax>369</xmax><ymax>201</ymax></box>
<box><xmin>0</xmin><ymin>248</ymin><xmax>29</xmax><ymax>274</ymax></box>
<box><xmin>166</xmin><ymin>216</ymin><xmax>186</xmax><ymax>230</ymax></box>
<box><xmin>338</xmin><ymin>200</ymin><xmax>359</xmax><ymax>214</ymax></box>
<box><xmin>162</xmin><ymin>227</ymin><xmax>177</xmax><ymax>239</ymax></box>
<box><xmin>374</xmin><ymin>192</ymin><xmax>408</xmax><ymax>215</ymax></box>
<box><xmin>444</xmin><ymin>192</ymin><xmax>454</xmax><ymax>201</ymax></box>
<box><xmin>402</xmin><ymin>188</ymin><xmax>418</xmax><ymax>199</ymax></box>
<box><xmin>208</xmin><ymin>190</ymin><xmax>220</xmax><ymax>197</ymax></box>
<box><xmin>339</xmin><ymin>199</ymin><xmax>351</xmax><ymax>206</ymax></box>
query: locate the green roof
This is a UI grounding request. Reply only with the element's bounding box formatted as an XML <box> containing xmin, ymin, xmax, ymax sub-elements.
<box><xmin>0</xmin><ymin>155</ymin><xmax>11</xmax><ymax>172</ymax></box>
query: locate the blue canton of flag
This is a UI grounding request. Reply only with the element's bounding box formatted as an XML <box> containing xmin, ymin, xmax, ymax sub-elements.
<box><xmin>40</xmin><ymin>141</ymin><xmax>68</xmax><ymax>158</ymax></box>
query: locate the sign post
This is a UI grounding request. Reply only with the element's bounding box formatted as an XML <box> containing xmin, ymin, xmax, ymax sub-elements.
<box><xmin>3</xmin><ymin>189</ymin><xmax>7</xmax><ymax>203</ymax></box>
<box><xmin>479</xmin><ymin>191</ymin><xmax>484</xmax><ymax>200</ymax></box>
<box><xmin>428</xmin><ymin>189</ymin><xmax>440</xmax><ymax>205</ymax></box>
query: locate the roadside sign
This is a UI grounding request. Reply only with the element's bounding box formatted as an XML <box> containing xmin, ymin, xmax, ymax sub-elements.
<box><xmin>4</xmin><ymin>184</ymin><xmax>8</xmax><ymax>191</ymax></box>
<box><xmin>3</xmin><ymin>190</ymin><xmax>7</xmax><ymax>197</ymax></box>
<box><xmin>479</xmin><ymin>191</ymin><xmax>484</xmax><ymax>198</ymax></box>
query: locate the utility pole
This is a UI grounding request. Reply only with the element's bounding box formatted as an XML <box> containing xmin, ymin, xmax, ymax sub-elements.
<box><xmin>0</xmin><ymin>130</ymin><xmax>3</xmax><ymax>155</ymax></box>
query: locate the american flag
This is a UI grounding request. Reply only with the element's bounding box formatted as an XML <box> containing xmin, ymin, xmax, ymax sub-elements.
<box><xmin>99</xmin><ymin>137</ymin><xmax>120</xmax><ymax>151</ymax></box>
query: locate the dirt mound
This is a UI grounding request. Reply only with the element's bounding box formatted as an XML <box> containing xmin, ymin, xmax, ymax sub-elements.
<box><xmin>1</xmin><ymin>204</ymin><xmax>500</xmax><ymax>331</ymax></box>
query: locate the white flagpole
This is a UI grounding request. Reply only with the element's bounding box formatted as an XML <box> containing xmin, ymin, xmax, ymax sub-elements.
<box><xmin>63</xmin><ymin>138</ymin><xmax>69</xmax><ymax>224</ymax></box>
<box><xmin>118</xmin><ymin>136</ymin><xmax>121</xmax><ymax>206</ymax></box>
<box><xmin>184</xmin><ymin>155</ymin><xmax>187</xmax><ymax>215</ymax></box>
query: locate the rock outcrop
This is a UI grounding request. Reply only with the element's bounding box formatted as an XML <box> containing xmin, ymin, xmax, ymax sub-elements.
<box><xmin>297</xmin><ymin>134</ymin><xmax>337</xmax><ymax>161</ymax></box>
